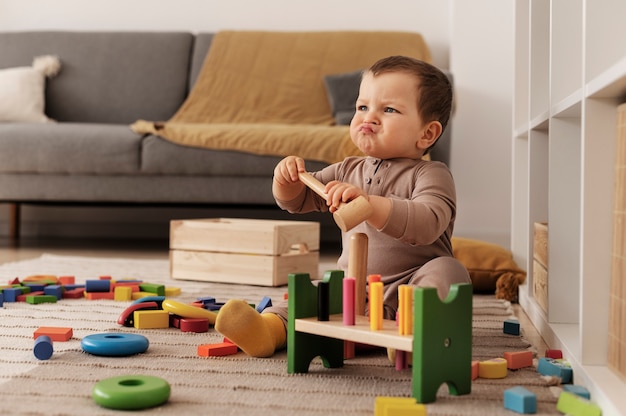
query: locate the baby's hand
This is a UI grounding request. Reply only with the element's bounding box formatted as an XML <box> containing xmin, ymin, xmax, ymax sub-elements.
<box><xmin>324</xmin><ymin>181</ymin><xmax>368</xmax><ymax>213</ymax></box>
<box><xmin>273</xmin><ymin>156</ymin><xmax>306</xmax><ymax>186</ymax></box>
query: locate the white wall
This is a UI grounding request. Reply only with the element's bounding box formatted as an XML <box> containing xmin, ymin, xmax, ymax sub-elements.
<box><xmin>0</xmin><ymin>0</ymin><xmax>514</xmax><ymax>247</ymax></box>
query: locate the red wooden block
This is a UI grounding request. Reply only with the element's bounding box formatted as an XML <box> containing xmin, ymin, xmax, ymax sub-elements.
<box><xmin>546</xmin><ymin>349</ymin><xmax>563</xmax><ymax>359</ymax></box>
<box><xmin>471</xmin><ymin>360</ymin><xmax>479</xmax><ymax>380</ymax></box>
<box><xmin>198</xmin><ymin>342</ymin><xmax>238</xmax><ymax>357</ymax></box>
<box><xmin>99</xmin><ymin>275</ymin><xmax>112</xmax><ymax>280</ymax></box>
<box><xmin>34</xmin><ymin>326</ymin><xmax>73</xmax><ymax>342</ymax></box>
<box><xmin>504</xmin><ymin>350</ymin><xmax>534</xmax><ymax>369</ymax></box>
<box><xmin>85</xmin><ymin>292</ymin><xmax>115</xmax><ymax>300</ymax></box>
<box><xmin>180</xmin><ymin>318</ymin><xmax>210</xmax><ymax>333</ymax></box>
<box><xmin>63</xmin><ymin>288</ymin><xmax>85</xmax><ymax>299</ymax></box>
<box><xmin>17</xmin><ymin>291</ymin><xmax>44</xmax><ymax>302</ymax></box>
<box><xmin>58</xmin><ymin>276</ymin><xmax>75</xmax><ymax>285</ymax></box>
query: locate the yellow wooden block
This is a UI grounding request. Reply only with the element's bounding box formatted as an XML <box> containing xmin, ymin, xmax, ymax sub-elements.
<box><xmin>478</xmin><ymin>357</ymin><xmax>508</xmax><ymax>379</ymax></box>
<box><xmin>133</xmin><ymin>310</ymin><xmax>170</xmax><ymax>329</ymax></box>
<box><xmin>132</xmin><ymin>291</ymin><xmax>155</xmax><ymax>300</ymax></box>
<box><xmin>114</xmin><ymin>286</ymin><xmax>133</xmax><ymax>302</ymax></box>
<box><xmin>165</xmin><ymin>287</ymin><xmax>181</xmax><ymax>297</ymax></box>
<box><xmin>375</xmin><ymin>397</ymin><xmax>426</xmax><ymax>416</ymax></box>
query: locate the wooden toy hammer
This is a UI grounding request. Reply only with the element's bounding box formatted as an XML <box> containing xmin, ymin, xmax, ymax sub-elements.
<box><xmin>298</xmin><ymin>172</ymin><xmax>373</xmax><ymax>232</ymax></box>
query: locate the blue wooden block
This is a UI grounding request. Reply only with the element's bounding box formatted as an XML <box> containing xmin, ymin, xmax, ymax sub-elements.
<box><xmin>537</xmin><ymin>357</ymin><xmax>573</xmax><ymax>383</ymax></box>
<box><xmin>2</xmin><ymin>288</ymin><xmax>22</xmax><ymax>302</ymax></box>
<box><xmin>44</xmin><ymin>285</ymin><xmax>64</xmax><ymax>300</ymax></box>
<box><xmin>256</xmin><ymin>296</ymin><xmax>272</xmax><ymax>313</ymax></box>
<box><xmin>564</xmin><ymin>384</ymin><xmax>591</xmax><ymax>400</ymax></box>
<box><xmin>0</xmin><ymin>292</ymin><xmax>3</xmax><ymax>307</ymax></box>
<box><xmin>62</xmin><ymin>284</ymin><xmax>86</xmax><ymax>291</ymax></box>
<box><xmin>197</xmin><ymin>296</ymin><xmax>216</xmax><ymax>305</ymax></box>
<box><xmin>34</xmin><ymin>335</ymin><xmax>54</xmax><ymax>360</ymax></box>
<box><xmin>504</xmin><ymin>386</ymin><xmax>537</xmax><ymax>414</ymax></box>
<box><xmin>85</xmin><ymin>279</ymin><xmax>110</xmax><ymax>292</ymax></box>
<box><xmin>504</xmin><ymin>319</ymin><xmax>520</xmax><ymax>335</ymax></box>
<box><xmin>24</xmin><ymin>283</ymin><xmax>46</xmax><ymax>292</ymax></box>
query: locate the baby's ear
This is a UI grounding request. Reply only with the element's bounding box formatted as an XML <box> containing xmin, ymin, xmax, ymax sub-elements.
<box><xmin>417</xmin><ymin>121</ymin><xmax>442</xmax><ymax>150</ymax></box>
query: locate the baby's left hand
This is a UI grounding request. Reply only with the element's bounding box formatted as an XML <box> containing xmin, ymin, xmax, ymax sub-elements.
<box><xmin>324</xmin><ymin>181</ymin><xmax>369</xmax><ymax>213</ymax></box>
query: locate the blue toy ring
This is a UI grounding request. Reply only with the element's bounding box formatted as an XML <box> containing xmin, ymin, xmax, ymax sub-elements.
<box><xmin>81</xmin><ymin>333</ymin><xmax>149</xmax><ymax>356</ymax></box>
<box><xmin>92</xmin><ymin>375</ymin><xmax>170</xmax><ymax>410</ymax></box>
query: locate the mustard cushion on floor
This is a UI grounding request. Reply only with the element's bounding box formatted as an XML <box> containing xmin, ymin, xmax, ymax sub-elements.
<box><xmin>451</xmin><ymin>237</ymin><xmax>526</xmax><ymax>301</ymax></box>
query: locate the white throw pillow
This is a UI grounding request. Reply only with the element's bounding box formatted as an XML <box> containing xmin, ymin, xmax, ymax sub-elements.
<box><xmin>0</xmin><ymin>55</ymin><xmax>61</xmax><ymax>123</ymax></box>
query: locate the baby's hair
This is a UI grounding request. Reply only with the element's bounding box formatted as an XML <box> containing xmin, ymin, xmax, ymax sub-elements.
<box><xmin>367</xmin><ymin>56</ymin><xmax>453</xmax><ymax>139</ymax></box>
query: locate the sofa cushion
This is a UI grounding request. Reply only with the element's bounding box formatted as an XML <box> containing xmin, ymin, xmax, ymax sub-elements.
<box><xmin>0</xmin><ymin>123</ymin><xmax>142</xmax><ymax>174</ymax></box>
<box><xmin>0</xmin><ymin>31</ymin><xmax>194</xmax><ymax>123</ymax></box>
<box><xmin>0</xmin><ymin>56</ymin><xmax>61</xmax><ymax>123</ymax></box>
<box><xmin>140</xmin><ymin>135</ymin><xmax>328</xmax><ymax>176</ymax></box>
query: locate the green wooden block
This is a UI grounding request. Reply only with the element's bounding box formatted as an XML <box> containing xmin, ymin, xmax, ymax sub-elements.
<box><xmin>287</xmin><ymin>271</ymin><xmax>344</xmax><ymax>374</ymax></box>
<box><xmin>26</xmin><ymin>295</ymin><xmax>58</xmax><ymax>304</ymax></box>
<box><xmin>556</xmin><ymin>391</ymin><xmax>602</xmax><ymax>416</ymax></box>
<box><xmin>412</xmin><ymin>283</ymin><xmax>473</xmax><ymax>403</ymax></box>
<box><xmin>139</xmin><ymin>283</ymin><xmax>166</xmax><ymax>296</ymax></box>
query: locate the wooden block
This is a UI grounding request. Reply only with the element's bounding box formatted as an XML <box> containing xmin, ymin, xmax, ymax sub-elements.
<box><xmin>58</xmin><ymin>276</ymin><xmax>75</xmax><ymax>285</ymax></box>
<box><xmin>504</xmin><ymin>351</ymin><xmax>533</xmax><ymax>369</ymax></box>
<box><xmin>471</xmin><ymin>360</ymin><xmax>479</xmax><ymax>380</ymax></box>
<box><xmin>537</xmin><ymin>357</ymin><xmax>572</xmax><ymax>383</ymax></box>
<box><xmin>165</xmin><ymin>287</ymin><xmax>181</xmax><ymax>297</ymax></box>
<box><xmin>34</xmin><ymin>326</ymin><xmax>73</xmax><ymax>342</ymax></box>
<box><xmin>374</xmin><ymin>397</ymin><xmax>426</xmax><ymax>416</ymax></box>
<box><xmin>179</xmin><ymin>318</ymin><xmax>210</xmax><ymax>333</ymax></box>
<box><xmin>556</xmin><ymin>391</ymin><xmax>601</xmax><ymax>416</ymax></box>
<box><xmin>545</xmin><ymin>349</ymin><xmax>563</xmax><ymax>359</ymax></box>
<box><xmin>533</xmin><ymin>222</ymin><xmax>548</xmax><ymax>268</ymax></box>
<box><xmin>63</xmin><ymin>288</ymin><xmax>85</xmax><ymax>299</ymax></box>
<box><xmin>133</xmin><ymin>310</ymin><xmax>170</xmax><ymax>329</ymax></box>
<box><xmin>170</xmin><ymin>218</ymin><xmax>320</xmax><ymax>286</ymax></box>
<box><xmin>114</xmin><ymin>286</ymin><xmax>133</xmax><ymax>301</ymax></box>
<box><xmin>139</xmin><ymin>283</ymin><xmax>166</xmax><ymax>296</ymax></box>
<box><xmin>533</xmin><ymin>260</ymin><xmax>548</xmax><ymax>313</ymax></box>
<box><xmin>563</xmin><ymin>384</ymin><xmax>591</xmax><ymax>400</ymax></box>
<box><xmin>478</xmin><ymin>358</ymin><xmax>508</xmax><ymax>379</ymax></box>
<box><xmin>504</xmin><ymin>319</ymin><xmax>520</xmax><ymax>335</ymax></box>
<box><xmin>26</xmin><ymin>294</ymin><xmax>57</xmax><ymax>304</ymax></box>
<box><xmin>132</xmin><ymin>291</ymin><xmax>156</xmax><ymax>300</ymax></box>
<box><xmin>197</xmin><ymin>342</ymin><xmax>238</xmax><ymax>357</ymax></box>
<box><xmin>85</xmin><ymin>292</ymin><xmax>115</xmax><ymax>300</ymax></box>
<box><xmin>504</xmin><ymin>386</ymin><xmax>537</xmax><ymax>414</ymax></box>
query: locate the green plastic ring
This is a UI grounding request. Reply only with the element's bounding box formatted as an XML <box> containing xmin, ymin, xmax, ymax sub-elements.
<box><xmin>92</xmin><ymin>375</ymin><xmax>170</xmax><ymax>410</ymax></box>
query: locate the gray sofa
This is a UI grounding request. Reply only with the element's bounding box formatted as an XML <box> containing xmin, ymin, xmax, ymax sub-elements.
<box><xmin>0</xmin><ymin>31</ymin><xmax>450</xmax><ymax>241</ymax></box>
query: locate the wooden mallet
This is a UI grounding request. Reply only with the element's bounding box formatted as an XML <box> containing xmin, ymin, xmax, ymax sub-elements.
<box><xmin>298</xmin><ymin>172</ymin><xmax>373</xmax><ymax>232</ymax></box>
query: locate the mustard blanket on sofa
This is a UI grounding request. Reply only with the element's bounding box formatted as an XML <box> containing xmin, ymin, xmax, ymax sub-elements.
<box><xmin>131</xmin><ymin>30</ymin><xmax>431</xmax><ymax>164</ymax></box>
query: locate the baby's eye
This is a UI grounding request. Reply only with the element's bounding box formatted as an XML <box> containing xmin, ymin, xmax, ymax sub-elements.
<box><xmin>357</xmin><ymin>105</ymin><xmax>368</xmax><ymax>111</ymax></box>
<box><xmin>384</xmin><ymin>107</ymin><xmax>398</xmax><ymax>113</ymax></box>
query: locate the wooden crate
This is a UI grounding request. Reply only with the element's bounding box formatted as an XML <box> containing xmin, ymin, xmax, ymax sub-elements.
<box><xmin>169</xmin><ymin>218</ymin><xmax>319</xmax><ymax>286</ymax></box>
<box><xmin>533</xmin><ymin>260</ymin><xmax>548</xmax><ymax>313</ymax></box>
<box><xmin>533</xmin><ymin>222</ymin><xmax>548</xmax><ymax>313</ymax></box>
<box><xmin>533</xmin><ymin>222</ymin><xmax>548</xmax><ymax>269</ymax></box>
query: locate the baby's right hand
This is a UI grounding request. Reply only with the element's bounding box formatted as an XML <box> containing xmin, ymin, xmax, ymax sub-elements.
<box><xmin>273</xmin><ymin>156</ymin><xmax>306</xmax><ymax>186</ymax></box>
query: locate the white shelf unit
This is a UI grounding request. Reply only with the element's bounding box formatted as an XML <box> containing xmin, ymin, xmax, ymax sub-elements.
<box><xmin>512</xmin><ymin>0</ymin><xmax>626</xmax><ymax>414</ymax></box>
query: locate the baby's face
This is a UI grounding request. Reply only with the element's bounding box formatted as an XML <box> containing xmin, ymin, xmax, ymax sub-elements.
<box><xmin>350</xmin><ymin>71</ymin><xmax>426</xmax><ymax>160</ymax></box>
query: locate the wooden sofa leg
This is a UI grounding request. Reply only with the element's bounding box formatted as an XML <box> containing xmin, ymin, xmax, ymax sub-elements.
<box><xmin>8</xmin><ymin>203</ymin><xmax>20</xmax><ymax>241</ymax></box>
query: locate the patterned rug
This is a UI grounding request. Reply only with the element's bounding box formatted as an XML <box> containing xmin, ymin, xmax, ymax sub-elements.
<box><xmin>0</xmin><ymin>254</ymin><xmax>560</xmax><ymax>415</ymax></box>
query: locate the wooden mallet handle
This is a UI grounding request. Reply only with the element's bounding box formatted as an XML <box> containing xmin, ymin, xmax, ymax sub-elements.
<box><xmin>298</xmin><ymin>172</ymin><xmax>373</xmax><ymax>232</ymax></box>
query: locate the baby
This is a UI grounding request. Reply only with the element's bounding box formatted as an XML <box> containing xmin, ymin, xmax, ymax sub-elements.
<box><xmin>215</xmin><ymin>55</ymin><xmax>471</xmax><ymax>357</ymax></box>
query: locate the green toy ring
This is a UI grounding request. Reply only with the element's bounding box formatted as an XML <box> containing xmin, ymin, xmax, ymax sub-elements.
<box><xmin>92</xmin><ymin>375</ymin><xmax>170</xmax><ymax>410</ymax></box>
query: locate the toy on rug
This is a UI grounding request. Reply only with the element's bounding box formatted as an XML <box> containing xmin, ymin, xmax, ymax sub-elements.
<box><xmin>495</xmin><ymin>273</ymin><xmax>520</xmax><ymax>302</ymax></box>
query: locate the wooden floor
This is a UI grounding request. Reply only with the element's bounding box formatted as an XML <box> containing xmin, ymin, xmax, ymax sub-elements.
<box><xmin>0</xmin><ymin>236</ymin><xmax>547</xmax><ymax>356</ymax></box>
